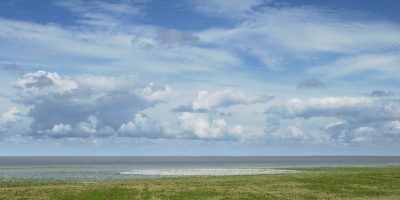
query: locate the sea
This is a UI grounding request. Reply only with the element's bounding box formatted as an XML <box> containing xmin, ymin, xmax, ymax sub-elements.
<box><xmin>1</xmin><ymin>156</ymin><xmax>400</xmax><ymax>183</ymax></box>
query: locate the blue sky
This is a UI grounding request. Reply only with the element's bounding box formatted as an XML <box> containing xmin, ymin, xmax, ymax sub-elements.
<box><xmin>1</xmin><ymin>0</ymin><xmax>400</xmax><ymax>156</ymax></box>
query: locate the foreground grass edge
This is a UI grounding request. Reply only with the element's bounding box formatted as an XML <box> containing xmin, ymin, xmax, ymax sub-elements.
<box><xmin>1</xmin><ymin>166</ymin><xmax>400</xmax><ymax>200</ymax></box>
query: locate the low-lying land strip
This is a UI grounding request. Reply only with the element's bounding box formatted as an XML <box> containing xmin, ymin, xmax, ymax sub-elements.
<box><xmin>1</xmin><ymin>166</ymin><xmax>399</xmax><ymax>199</ymax></box>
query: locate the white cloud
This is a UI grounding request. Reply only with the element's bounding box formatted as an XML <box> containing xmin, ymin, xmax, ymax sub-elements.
<box><xmin>308</xmin><ymin>53</ymin><xmax>400</xmax><ymax>79</ymax></box>
<box><xmin>37</xmin><ymin>123</ymin><xmax>73</xmax><ymax>135</ymax></box>
<box><xmin>76</xmin><ymin>116</ymin><xmax>97</xmax><ymax>134</ymax></box>
<box><xmin>385</xmin><ymin>120</ymin><xmax>400</xmax><ymax>136</ymax></box>
<box><xmin>178</xmin><ymin>113</ymin><xmax>230</xmax><ymax>139</ymax></box>
<box><xmin>2</xmin><ymin>1</ymin><xmax>398</xmax><ymax>77</ymax></box>
<box><xmin>4</xmin><ymin>134</ymin><xmax>30</xmax><ymax>144</ymax></box>
<box><xmin>116</xmin><ymin>112</ymin><xmax>243</xmax><ymax>141</ymax></box>
<box><xmin>11</xmin><ymin>71</ymin><xmax>176</xmax><ymax>138</ymax></box>
<box><xmin>326</xmin><ymin>121</ymin><xmax>346</xmax><ymax>129</ymax></box>
<box><xmin>0</xmin><ymin>107</ymin><xmax>20</xmax><ymax>133</ymax></box>
<box><xmin>0</xmin><ymin>17</ymin><xmax>242</xmax><ymax>74</ymax></box>
<box><xmin>74</xmin><ymin>74</ymin><xmax>119</xmax><ymax>92</ymax></box>
<box><xmin>117</xmin><ymin>113</ymin><xmax>168</xmax><ymax>139</ymax></box>
<box><xmin>229</xmin><ymin>125</ymin><xmax>243</xmax><ymax>136</ymax></box>
<box><xmin>1</xmin><ymin>1</ymin><xmax>400</xmax><ymax>152</ymax></box>
<box><xmin>140</xmin><ymin>83</ymin><xmax>176</xmax><ymax>103</ymax></box>
<box><xmin>273</xmin><ymin>97</ymin><xmax>374</xmax><ymax>118</ymax></box>
<box><xmin>196</xmin><ymin>4</ymin><xmax>400</xmax><ymax>69</ymax></box>
<box><xmin>55</xmin><ymin>0</ymin><xmax>144</xmax><ymax>27</ymax></box>
<box><xmin>1</xmin><ymin>0</ymin><xmax>400</xmax><ymax>76</ymax></box>
<box><xmin>191</xmin><ymin>90</ymin><xmax>273</xmax><ymax>111</ymax></box>
<box><xmin>287</xmin><ymin>125</ymin><xmax>306</xmax><ymax>139</ymax></box>
<box><xmin>264</xmin><ymin>97</ymin><xmax>400</xmax><ymax>145</ymax></box>
<box><xmin>11</xmin><ymin>70</ymin><xmax>78</xmax><ymax>104</ymax></box>
<box><xmin>1</xmin><ymin>107</ymin><xmax>20</xmax><ymax>124</ymax></box>
<box><xmin>6</xmin><ymin>71</ymin><xmax>250</xmax><ymax>142</ymax></box>
<box><xmin>351</xmin><ymin>137</ymin><xmax>371</xmax><ymax>143</ymax></box>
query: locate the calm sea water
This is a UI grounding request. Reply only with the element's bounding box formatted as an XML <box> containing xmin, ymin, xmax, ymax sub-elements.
<box><xmin>1</xmin><ymin>156</ymin><xmax>399</xmax><ymax>183</ymax></box>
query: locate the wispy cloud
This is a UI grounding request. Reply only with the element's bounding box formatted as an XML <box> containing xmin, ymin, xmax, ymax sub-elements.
<box><xmin>308</xmin><ymin>53</ymin><xmax>400</xmax><ymax>79</ymax></box>
<box><xmin>171</xmin><ymin>90</ymin><xmax>274</xmax><ymax>113</ymax></box>
<box><xmin>55</xmin><ymin>0</ymin><xmax>145</xmax><ymax>27</ymax></box>
<box><xmin>195</xmin><ymin>2</ymin><xmax>400</xmax><ymax>69</ymax></box>
<box><xmin>156</xmin><ymin>28</ymin><xmax>199</xmax><ymax>45</ymax></box>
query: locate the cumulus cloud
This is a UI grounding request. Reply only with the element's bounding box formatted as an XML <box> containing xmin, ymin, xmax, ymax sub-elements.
<box><xmin>156</xmin><ymin>29</ymin><xmax>200</xmax><ymax>45</ymax></box>
<box><xmin>177</xmin><ymin>112</ymin><xmax>237</xmax><ymax>140</ymax></box>
<box><xmin>281</xmin><ymin>125</ymin><xmax>307</xmax><ymax>140</ymax></box>
<box><xmin>265</xmin><ymin>97</ymin><xmax>374</xmax><ymax>119</ymax></box>
<box><xmin>117</xmin><ymin>113</ymin><xmax>170</xmax><ymax>139</ymax></box>
<box><xmin>385</xmin><ymin>120</ymin><xmax>400</xmax><ymax>136</ymax></box>
<box><xmin>140</xmin><ymin>83</ymin><xmax>176</xmax><ymax>103</ymax></box>
<box><xmin>297</xmin><ymin>78</ymin><xmax>324</xmax><ymax>89</ymax></box>
<box><xmin>11</xmin><ymin>71</ymin><xmax>176</xmax><ymax>139</ymax></box>
<box><xmin>229</xmin><ymin>125</ymin><xmax>243</xmax><ymax>136</ymax></box>
<box><xmin>0</xmin><ymin>107</ymin><xmax>20</xmax><ymax>134</ymax></box>
<box><xmin>264</xmin><ymin>97</ymin><xmax>400</xmax><ymax>144</ymax></box>
<box><xmin>115</xmin><ymin>112</ymin><xmax>242</xmax><ymax>141</ymax></box>
<box><xmin>11</xmin><ymin>71</ymin><xmax>78</xmax><ymax>104</ymax></box>
<box><xmin>8</xmin><ymin>71</ymin><xmax>246</xmax><ymax>141</ymax></box>
<box><xmin>37</xmin><ymin>123</ymin><xmax>73</xmax><ymax>135</ymax></box>
<box><xmin>371</xmin><ymin>90</ymin><xmax>393</xmax><ymax>97</ymax></box>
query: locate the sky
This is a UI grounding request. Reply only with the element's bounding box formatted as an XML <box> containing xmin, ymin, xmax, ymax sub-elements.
<box><xmin>1</xmin><ymin>0</ymin><xmax>400</xmax><ymax>156</ymax></box>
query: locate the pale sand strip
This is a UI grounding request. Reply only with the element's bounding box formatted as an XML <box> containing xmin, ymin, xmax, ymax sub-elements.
<box><xmin>119</xmin><ymin>169</ymin><xmax>300</xmax><ymax>176</ymax></box>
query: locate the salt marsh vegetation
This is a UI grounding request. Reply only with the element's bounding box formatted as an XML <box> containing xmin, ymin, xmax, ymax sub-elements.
<box><xmin>0</xmin><ymin>166</ymin><xmax>399</xmax><ymax>199</ymax></box>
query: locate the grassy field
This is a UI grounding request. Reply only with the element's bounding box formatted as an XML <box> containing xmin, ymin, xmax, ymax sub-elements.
<box><xmin>0</xmin><ymin>166</ymin><xmax>399</xmax><ymax>199</ymax></box>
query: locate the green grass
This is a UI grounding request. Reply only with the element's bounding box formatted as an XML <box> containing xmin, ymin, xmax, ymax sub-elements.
<box><xmin>1</xmin><ymin>166</ymin><xmax>400</xmax><ymax>199</ymax></box>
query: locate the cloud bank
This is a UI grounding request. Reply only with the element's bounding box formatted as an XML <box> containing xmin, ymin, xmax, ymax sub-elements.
<box><xmin>11</xmin><ymin>71</ymin><xmax>175</xmax><ymax>139</ymax></box>
<box><xmin>264</xmin><ymin>97</ymin><xmax>400</xmax><ymax>145</ymax></box>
